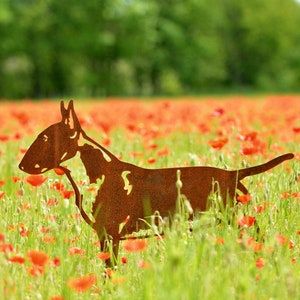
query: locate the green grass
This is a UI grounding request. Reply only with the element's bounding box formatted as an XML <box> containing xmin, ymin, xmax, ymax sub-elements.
<box><xmin>0</xmin><ymin>101</ymin><xmax>299</xmax><ymax>300</ymax></box>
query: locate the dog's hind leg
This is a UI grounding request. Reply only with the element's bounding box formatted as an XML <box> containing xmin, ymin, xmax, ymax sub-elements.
<box><xmin>237</xmin><ymin>181</ymin><xmax>249</xmax><ymax>195</ymax></box>
<box><xmin>99</xmin><ymin>238</ymin><xmax>120</xmax><ymax>268</ymax></box>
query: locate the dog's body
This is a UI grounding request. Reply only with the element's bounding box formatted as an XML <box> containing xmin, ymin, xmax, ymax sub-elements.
<box><xmin>19</xmin><ymin>101</ymin><xmax>294</xmax><ymax>265</ymax></box>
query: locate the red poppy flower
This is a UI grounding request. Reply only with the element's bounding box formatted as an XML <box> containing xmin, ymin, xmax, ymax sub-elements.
<box><xmin>67</xmin><ymin>274</ymin><xmax>97</xmax><ymax>293</ymax></box>
<box><xmin>212</xmin><ymin>107</ymin><xmax>225</xmax><ymax>117</ymax></box>
<box><xmin>8</xmin><ymin>224</ymin><xmax>17</xmax><ymax>230</ymax></box>
<box><xmin>40</xmin><ymin>227</ymin><xmax>52</xmax><ymax>234</ymax></box>
<box><xmin>238</xmin><ymin>131</ymin><xmax>258</xmax><ymax>142</ymax></box>
<box><xmin>20</xmin><ymin>226</ymin><xmax>31</xmax><ymax>237</ymax></box>
<box><xmin>130</xmin><ymin>152</ymin><xmax>144</xmax><ymax>158</ymax></box>
<box><xmin>0</xmin><ymin>180</ymin><xmax>5</xmax><ymax>187</ymax></box>
<box><xmin>147</xmin><ymin>157</ymin><xmax>156</xmax><ymax>164</ymax></box>
<box><xmin>87</xmin><ymin>186</ymin><xmax>97</xmax><ymax>192</ymax></box>
<box><xmin>253</xmin><ymin>242</ymin><xmax>263</xmax><ymax>252</ymax></box>
<box><xmin>147</xmin><ymin>144</ymin><xmax>158</xmax><ymax>150</ymax></box>
<box><xmin>122</xmin><ymin>239</ymin><xmax>148</xmax><ymax>252</ymax></box>
<box><xmin>50</xmin><ymin>182</ymin><xmax>65</xmax><ymax>191</ymax></box>
<box><xmin>0</xmin><ymin>134</ymin><xmax>9</xmax><ymax>142</ymax></box>
<box><xmin>216</xmin><ymin>237</ymin><xmax>225</xmax><ymax>245</ymax></box>
<box><xmin>20</xmin><ymin>148</ymin><xmax>28</xmax><ymax>154</ymax></box>
<box><xmin>292</xmin><ymin>192</ymin><xmax>300</xmax><ymax>198</ymax></box>
<box><xmin>253</xmin><ymin>202</ymin><xmax>267</xmax><ymax>214</ymax></box>
<box><xmin>19</xmin><ymin>202</ymin><xmax>31</xmax><ymax>211</ymax></box>
<box><xmin>96</xmin><ymin>252</ymin><xmax>110</xmax><ymax>261</ymax></box>
<box><xmin>53</xmin><ymin>168</ymin><xmax>65</xmax><ymax>175</ymax></box>
<box><xmin>157</xmin><ymin>147</ymin><xmax>170</xmax><ymax>157</ymax></box>
<box><xmin>208</xmin><ymin>137</ymin><xmax>228</xmax><ymax>150</ymax></box>
<box><xmin>119</xmin><ymin>215</ymin><xmax>131</xmax><ymax>233</ymax></box>
<box><xmin>12</xmin><ymin>111</ymin><xmax>30</xmax><ymax>126</ymax></box>
<box><xmin>50</xmin><ymin>296</ymin><xmax>65</xmax><ymax>300</ymax></box>
<box><xmin>13</xmin><ymin>132</ymin><xmax>22</xmax><ymax>140</ymax></box>
<box><xmin>240</xmin><ymin>146</ymin><xmax>259</xmax><ymax>156</ymax></box>
<box><xmin>293</xmin><ymin>127</ymin><xmax>300</xmax><ymax>133</ymax></box>
<box><xmin>104</xmin><ymin>269</ymin><xmax>114</xmax><ymax>278</ymax></box>
<box><xmin>0</xmin><ymin>191</ymin><xmax>5</xmax><ymax>200</ymax></box>
<box><xmin>255</xmin><ymin>258</ymin><xmax>265</xmax><ymax>269</ymax></box>
<box><xmin>27</xmin><ymin>249</ymin><xmax>49</xmax><ymax>267</ymax></box>
<box><xmin>60</xmin><ymin>190</ymin><xmax>74</xmax><ymax>199</ymax></box>
<box><xmin>93</xmin><ymin>240</ymin><xmax>100</xmax><ymax>247</ymax></box>
<box><xmin>43</xmin><ymin>236</ymin><xmax>56</xmax><ymax>243</ymax></box>
<box><xmin>281</xmin><ymin>190</ymin><xmax>290</xmax><ymax>197</ymax></box>
<box><xmin>46</xmin><ymin>198</ymin><xmax>59</xmax><ymax>206</ymax></box>
<box><xmin>247</xmin><ymin>238</ymin><xmax>263</xmax><ymax>252</ymax></box>
<box><xmin>276</xmin><ymin>234</ymin><xmax>287</xmax><ymax>245</ymax></box>
<box><xmin>68</xmin><ymin>247</ymin><xmax>85</xmax><ymax>256</ymax></box>
<box><xmin>11</xmin><ymin>176</ymin><xmax>21</xmax><ymax>183</ymax></box>
<box><xmin>51</xmin><ymin>257</ymin><xmax>61</xmax><ymax>267</ymax></box>
<box><xmin>237</xmin><ymin>194</ymin><xmax>251</xmax><ymax>205</ymax></box>
<box><xmin>0</xmin><ymin>232</ymin><xmax>4</xmax><ymax>242</ymax></box>
<box><xmin>138</xmin><ymin>260</ymin><xmax>151</xmax><ymax>268</ymax></box>
<box><xmin>25</xmin><ymin>174</ymin><xmax>47</xmax><ymax>187</ymax></box>
<box><xmin>237</xmin><ymin>215</ymin><xmax>256</xmax><ymax>227</ymax></box>
<box><xmin>26</xmin><ymin>266</ymin><xmax>45</xmax><ymax>277</ymax></box>
<box><xmin>0</xmin><ymin>243</ymin><xmax>14</xmax><ymax>253</ymax></box>
<box><xmin>240</xmin><ymin>139</ymin><xmax>266</xmax><ymax>156</ymax></box>
<box><xmin>8</xmin><ymin>255</ymin><xmax>25</xmax><ymax>264</ymax></box>
<box><xmin>101</xmin><ymin>136</ymin><xmax>111</xmax><ymax>146</ymax></box>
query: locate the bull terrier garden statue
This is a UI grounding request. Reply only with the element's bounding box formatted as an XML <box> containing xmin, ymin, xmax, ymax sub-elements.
<box><xmin>19</xmin><ymin>100</ymin><xmax>294</xmax><ymax>266</ymax></box>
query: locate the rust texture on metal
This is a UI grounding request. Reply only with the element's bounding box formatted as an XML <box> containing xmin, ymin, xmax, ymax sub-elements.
<box><xmin>19</xmin><ymin>100</ymin><xmax>294</xmax><ymax>264</ymax></box>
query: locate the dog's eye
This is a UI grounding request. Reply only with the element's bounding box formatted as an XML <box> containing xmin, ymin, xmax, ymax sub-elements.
<box><xmin>43</xmin><ymin>135</ymin><xmax>48</xmax><ymax>142</ymax></box>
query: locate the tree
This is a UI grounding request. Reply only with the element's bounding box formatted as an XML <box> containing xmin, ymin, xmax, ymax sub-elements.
<box><xmin>220</xmin><ymin>0</ymin><xmax>300</xmax><ymax>90</ymax></box>
<box><xmin>1</xmin><ymin>0</ymin><xmax>300</xmax><ymax>98</ymax></box>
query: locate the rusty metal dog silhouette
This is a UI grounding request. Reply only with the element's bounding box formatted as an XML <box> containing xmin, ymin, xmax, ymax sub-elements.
<box><xmin>19</xmin><ymin>100</ymin><xmax>294</xmax><ymax>265</ymax></box>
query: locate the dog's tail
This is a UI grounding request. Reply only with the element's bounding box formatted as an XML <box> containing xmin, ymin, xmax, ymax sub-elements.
<box><xmin>237</xmin><ymin>153</ymin><xmax>294</xmax><ymax>180</ymax></box>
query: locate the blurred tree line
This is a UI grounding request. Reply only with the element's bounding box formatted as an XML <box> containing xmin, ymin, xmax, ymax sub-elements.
<box><xmin>1</xmin><ymin>0</ymin><xmax>300</xmax><ymax>98</ymax></box>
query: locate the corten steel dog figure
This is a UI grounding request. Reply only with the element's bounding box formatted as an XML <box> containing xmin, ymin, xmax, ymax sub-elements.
<box><xmin>19</xmin><ymin>100</ymin><xmax>294</xmax><ymax>265</ymax></box>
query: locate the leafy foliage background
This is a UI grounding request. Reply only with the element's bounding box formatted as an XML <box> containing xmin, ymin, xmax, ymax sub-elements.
<box><xmin>1</xmin><ymin>0</ymin><xmax>300</xmax><ymax>98</ymax></box>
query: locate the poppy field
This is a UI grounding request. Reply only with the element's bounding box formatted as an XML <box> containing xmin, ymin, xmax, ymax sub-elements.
<box><xmin>0</xmin><ymin>96</ymin><xmax>300</xmax><ymax>299</ymax></box>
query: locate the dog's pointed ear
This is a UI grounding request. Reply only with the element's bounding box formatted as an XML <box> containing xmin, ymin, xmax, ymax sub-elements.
<box><xmin>67</xmin><ymin>100</ymin><xmax>74</xmax><ymax>112</ymax></box>
<box><xmin>62</xmin><ymin>100</ymin><xmax>81</xmax><ymax>132</ymax></box>
<box><xmin>60</xmin><ymin>100</ymin><xmax>68</xmax><ymax>120</ymax></box>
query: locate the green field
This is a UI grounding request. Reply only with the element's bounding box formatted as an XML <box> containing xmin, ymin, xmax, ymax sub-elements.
<box><xmin>0</xmin><ymin>96</ymin><xmax>299</xmax><ymax>299</ymax></box>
